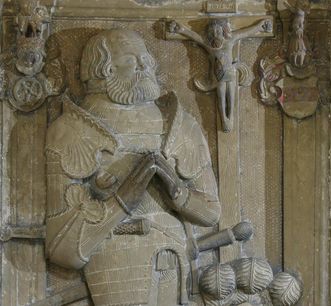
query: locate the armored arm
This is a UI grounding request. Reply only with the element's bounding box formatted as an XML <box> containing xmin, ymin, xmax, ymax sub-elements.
<box><xmin>159</xmin><ymin>112</ymin><xmax>221</xmax><ymax>226</ymax></box>
<box><xmin>45</xmin><ymin>102</ymin><xmax>156</xmax><ymax>270</ymax></box>
<box><xmin>155</xmin><ymin>157</ymin><xmax>220</xmax><ymax>227</ymax></box>
<box><xmin>155</xmin><ymin>153</ymin><xmax>220</xmax><ymax>227</ymax></box>
<box><xmin>45</xmin><ymin>151</ymin><xmax>128</xmax><ymax>270</ymax></box>
<box><xmin>46</xmin><ymin>151</ymin><xmax>156</xmax><ymax>270</ymax></box>
<box><xmin>175</xmin><ymin>166</ymin><xmax>221</xmax><ymax>227</ymax></box>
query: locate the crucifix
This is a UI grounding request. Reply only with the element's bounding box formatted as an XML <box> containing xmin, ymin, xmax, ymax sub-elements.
<box><xmin>166</xmin><ymin>17</ymin><xmax>273</xmax><ymax>132</ymax></box>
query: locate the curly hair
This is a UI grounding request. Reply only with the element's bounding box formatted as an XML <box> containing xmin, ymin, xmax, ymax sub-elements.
<box><xmin>80</xmin><ymin>31</ymin><xmax>113</xmax><ymax>82</ymax></box>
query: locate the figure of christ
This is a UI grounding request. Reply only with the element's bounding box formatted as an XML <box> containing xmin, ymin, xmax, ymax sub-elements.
<box><xmin>45</xmin><ymin>29</ymin><xmax>221</xmax><ymax>306</ymax></box>
<box><xmin>169</xmin><ymin>19</ymin><xmax>272</xmax><ymax>132</ymax></box>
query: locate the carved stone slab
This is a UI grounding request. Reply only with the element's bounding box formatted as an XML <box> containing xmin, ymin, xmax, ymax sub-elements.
<box><xmin>0</xmin><ymin>1</ymin><xmax>313</xmax><ymax>305</ymax></box>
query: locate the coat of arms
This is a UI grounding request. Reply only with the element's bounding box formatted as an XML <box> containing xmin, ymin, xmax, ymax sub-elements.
<box><xmin>258</xmin><ymin>0</ymin><xmax>319</xmax><ymax>119</ymax></box>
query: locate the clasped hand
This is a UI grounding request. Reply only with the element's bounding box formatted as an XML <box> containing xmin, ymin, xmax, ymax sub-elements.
<box><xmin>94</xmin><ymin>153</ymin><xmax>185</xmax><ymax>213</ymax></box>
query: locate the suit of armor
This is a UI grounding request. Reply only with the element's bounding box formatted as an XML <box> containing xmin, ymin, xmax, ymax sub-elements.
<box><xmin>45</xmin><ymin>90</ymin><xmax>220</xmax><ymax>305</ymax></box>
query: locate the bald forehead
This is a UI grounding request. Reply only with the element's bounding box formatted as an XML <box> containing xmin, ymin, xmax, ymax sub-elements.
<box><xmin>107</xmin><ymin>29</ymin><xmax>148</xmax><ymax>54</ymax></box>
<box><xmin>110</xmin><ymin>29</ymin><xmax>143</xmax><ymax>42</ymax></box>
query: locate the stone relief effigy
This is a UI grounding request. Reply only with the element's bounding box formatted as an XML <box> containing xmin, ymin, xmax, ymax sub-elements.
<box><xmin>43</xmin><ymin>28</ymin><xmax>302</xmax><ymax>306</ymax></box>
<box><xmin>0</xmin><ymin>1</ymin><xmax>315</xmax><ymax>305</ymax></box>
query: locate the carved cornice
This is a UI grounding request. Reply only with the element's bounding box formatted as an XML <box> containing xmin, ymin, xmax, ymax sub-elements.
<box><xmin>2</xmin><ymin>0</ymin><xmax>270</xmax><ymax>19</ymax></box>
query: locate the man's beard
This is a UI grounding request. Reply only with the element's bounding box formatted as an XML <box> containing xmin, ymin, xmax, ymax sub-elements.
<box><xmin>106</xmin><ymin>70</ymin><xmax>161</xmax><ymax>105</ymax></box>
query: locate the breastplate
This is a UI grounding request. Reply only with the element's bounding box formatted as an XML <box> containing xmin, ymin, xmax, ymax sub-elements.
<box><xmin>82</xmin><ymin>94</ymin><xmax>169</xmax><ymax>187</ymax></box>
<box><xmin>82</xmin><ymin>97</ymin><xmax>189</xmax><ymax>306</ymax></box>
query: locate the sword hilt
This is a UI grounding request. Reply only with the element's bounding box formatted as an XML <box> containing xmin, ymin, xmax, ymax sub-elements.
<box><xmin>189</xmin><ymin>222</ymin><xmax>253</xmax><ymax>258</ymax></box>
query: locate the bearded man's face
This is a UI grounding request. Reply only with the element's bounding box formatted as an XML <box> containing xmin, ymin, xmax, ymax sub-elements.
<box><xmin>106</xmin><ymin>37</ymin><xmax>160</xmax><ymax>105</ymax></box>
<box><xmin>207</xmin><ymin>22</ymin><xmax>232</xmax><ymax>48</ymax></box>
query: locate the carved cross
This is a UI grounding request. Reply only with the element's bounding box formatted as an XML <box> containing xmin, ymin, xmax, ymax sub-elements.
<box><xmin>164</xmin><ymin>16</ymin><xmax>274</xmax><ymax>133</ymax></box>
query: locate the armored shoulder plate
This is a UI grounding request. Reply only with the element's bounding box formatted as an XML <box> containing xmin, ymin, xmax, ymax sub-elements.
<box><xmin>46</xmin><ymin>97</ymin><xmax>119</xmax><ymax>179</ymax></box>
<box><xmin>163</xmin><ymin>92</ymin><xmax>212</xmax><ymax>179</ymax></box>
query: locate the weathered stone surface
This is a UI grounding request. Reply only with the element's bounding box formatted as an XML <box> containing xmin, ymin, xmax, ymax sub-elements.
<box><xmin>0</xmin><ymin>0</ymin><xmax>329</xmax><ymax>305</ymax></box>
